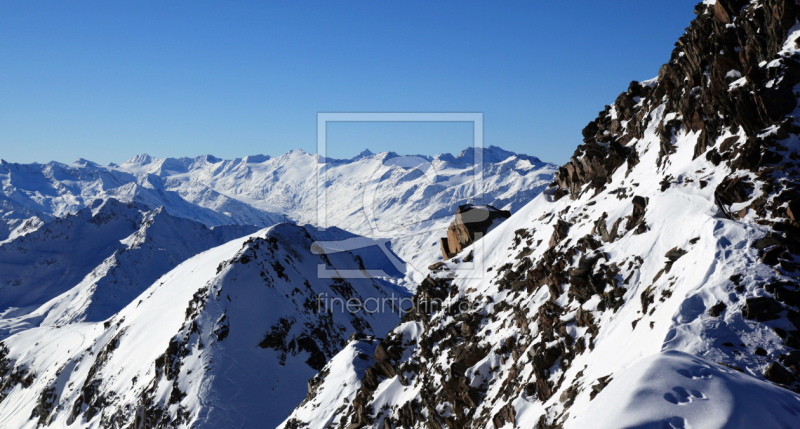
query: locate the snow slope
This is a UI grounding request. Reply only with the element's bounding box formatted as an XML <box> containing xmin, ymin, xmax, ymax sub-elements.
<box><xmin>281</xmin><ymin>1</ymin><xmax>800</xmax><ymax>428</ymax></box>
<box><xmin>572</xmin><ymin>350</ymin><xmax>800</xmax><ymax>429</ymax></box>
<box><xmin>0</xmin><ymin>198</ymin><xmax>259</xmax><ymax>339</ymax></box>
<box><xmin>0</xmin><ymin>223</ymin><xmax>407</xmax><ymax>428</ymax></box>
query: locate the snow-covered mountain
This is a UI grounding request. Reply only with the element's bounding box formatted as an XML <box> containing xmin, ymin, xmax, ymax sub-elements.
<box><xmin>1</xmin><ymin>147</ymin><xmax>557</xmax><ymax>282</ymax></box>
<box><xmin>0</xmin><ymin>198</ymin><xmax>259</xmax><ymax>339</ymax></box>
<box><xmin>280</xmin><ymin>1</ymin><xmax>800</xmax><ymax>428</ymax></box>
<box><xmin>0</xmin><ymin>223</ymin><xmax>408</xmax><ymax>428</ymax></box>
<box><xmin>8</xmin><ymin>1</ymin><xmax>800</xmax><ymax>428</ymax></box>
<box><xmin>0</xmin><ymin>158</ymin><xmax>285</xmax><ymax>230</ymax></box>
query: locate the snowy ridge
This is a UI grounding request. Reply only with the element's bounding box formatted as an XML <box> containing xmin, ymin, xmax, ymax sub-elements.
<box><xmin>281</xmin><ymin>1</ymin><xmax>800</xmax><ymax>428</ymax></box>
<box><xmin>0</xmin><ymin>198</ymin><xmax>259</xmax><ymax>339</ymax></box>
<box><xmin>0</xmin><ymin>223</ymin><xmax>407</xmax><ymax>428</ymax></box>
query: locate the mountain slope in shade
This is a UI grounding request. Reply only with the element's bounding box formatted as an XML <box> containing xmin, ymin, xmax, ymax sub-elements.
<box><xmin>0</xmin><ymin>223</ymin><xmax>406</xmax><ymax>428</ymax></box>
<box><xmin>0</xmin><ymin>198</ymin><xmax>259</xmax><ymax>339</ymax></box>
<box><xmin>280</xmin><ymin>1</ymin><xmax>800</xmax><ymax>428</ymax></box>
<box><xmin>0</xmin><ymin>216</ymin><xmax>44</xmax><ymax>245</ymax></box>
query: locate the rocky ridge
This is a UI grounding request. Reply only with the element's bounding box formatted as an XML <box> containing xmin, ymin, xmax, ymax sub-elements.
<box><xmin>281</xmin><ymin>1</ymin><xmax>800</xmax><ymax>428</ymax></box>
<box><xmin>0</xmin><ymin>223</ymin><xmax>407</xmax><ymax>428</ymax></box>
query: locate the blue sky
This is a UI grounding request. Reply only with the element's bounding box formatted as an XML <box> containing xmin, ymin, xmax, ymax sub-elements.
<box><xmin>0</xmin><ymin>1</ymin><xmax>699</xmax><ymax>165</ymax></box>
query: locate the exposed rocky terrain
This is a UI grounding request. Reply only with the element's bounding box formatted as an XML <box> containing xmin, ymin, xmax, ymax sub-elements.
<box><xmin>280</xmin><ymin>1</ymin><xmax>800</xmax><ymax>428</ymax></box>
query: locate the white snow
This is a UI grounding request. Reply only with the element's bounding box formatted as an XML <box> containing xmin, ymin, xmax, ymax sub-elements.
<box><xmin>571</xmin><ymin>351</ymin><xmax>800</xmax><ymax>429</ymax></box>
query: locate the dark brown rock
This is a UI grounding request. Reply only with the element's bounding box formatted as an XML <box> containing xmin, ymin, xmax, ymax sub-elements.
<box><xmin>442</xmin><ymin>205</ymin><xmax>510</xmax><ymax>259</ymax></box>
<box><xmin>742</xmin><ymin>297</ymin><xmax>783</xmax><ymax>321</ymax></box>
<box><xmin>709</xmin><ymin>301</ymin><xmax>727</xmax><ymax>318</ymax></box>
<box><xmin>626</xmin><ymin>196</ymin><xmax>648</xmax><ymax>232</ymax></box>
<box><xmin>549</xmin><ymin>219</ymin><xmax>572</xmax><ymax>248</ymax></box>
<box><xmin>787</xmin><ymin>200</ymin><xmax>799</xmax><ymax>222</ymax></box>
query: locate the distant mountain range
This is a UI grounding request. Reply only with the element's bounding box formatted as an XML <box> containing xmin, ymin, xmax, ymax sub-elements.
<box><xmin>1</xmin><ymin>146</ymin><xmax>558</xmax><ymax>282</ymax></box>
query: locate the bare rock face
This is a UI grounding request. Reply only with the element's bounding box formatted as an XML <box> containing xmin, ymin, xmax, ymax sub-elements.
<box><xmin>441</xmin><ymin>205</ymin><xmax>510</xmax><ymax>259</ymax></box>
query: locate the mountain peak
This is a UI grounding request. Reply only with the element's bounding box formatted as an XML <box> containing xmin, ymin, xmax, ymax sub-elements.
<box><xmin>351</xmin><ymin>149</ymin><xmax>375</xmax><ymax>160</ymax></box>
<box><xmin>124</xmin><ymin>153</ymin><xmax>154</xmax><ymax>165</ymax></box>
<box><xmin>71</xmin><ymin>158</ymin><xmax>98</xmax><ymax>167</ymax></box>
<box><xmin>453</xmin><ymin>145</ymin><xmax>531</xmax><ymax>164</ymax></box>
<box><xmin>196</xmin><ymin>154</ymin><xmax>221</xmax><ymax>163</ymax></box>
<box><xmin>243</xmin><ymin>154</ymin><xmax>270</xmax><ymax>163</ymax></box>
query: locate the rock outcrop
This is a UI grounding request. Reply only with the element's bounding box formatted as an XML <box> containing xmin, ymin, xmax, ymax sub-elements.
<box><xmin>440</xmin><ymin>205</ymin><xmax>511</xmax><ymax>259</ymax></box>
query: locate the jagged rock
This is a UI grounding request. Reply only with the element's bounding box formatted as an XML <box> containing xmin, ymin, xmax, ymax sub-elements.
<box><xmin>713</xmin><ymin>0</ymin><xmax>747</xmax><ymax>24</ymax></box>
<box><xmin>440</xmin><ymin>238</ymin><xmax>455</xmax><ymax>260</ymax></box>
<box><xmin>441</xmin><ymin>205</ymin><xmax>510</xmax><ymax>259</ymax></box>
<box><xmin>626</xmin><ymin>195</ymin><xmax>648</xmax><ymax>232</ymax></box>
<box><xmin>492</xmin><ymin>403</ymin><xmax>516</xmax><ymax>428</ymax></box>
<box><xmin>594</xmin><ymin>212</ymin><xmax>621</xmax><ymax>243</ymax></box>
<box><xmin>716</xmin><ymin>176</ymin><xmax>754</xmax><ymax>206</ymax></box>
<box><xmin>787</xmin><ymin>201</ymin><xmax>799</xmax><ymax>221</ymax></box>
<box><xmin>589</xmin><ymin>375</ymin><xmax>613</xmax><ymax>400</ymax></box>
<box><xmin>549</xmin><ymin>219</ymin><xmax>572</xmax><ymax>248</ymax></box>
<box><xmin>664</xmin><ymin>247</ymin><xmax>688</xmax><ymax>273</ymax></box>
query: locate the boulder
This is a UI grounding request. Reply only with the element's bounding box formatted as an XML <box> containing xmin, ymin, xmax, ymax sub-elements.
<box><xmin>709</xmin><ymin>301</ymin><xmax>727</xmax><ymax>318</ymax></box>
<box><xmin>441</xmin><ymin>205</ymin><xmax>510</xmax><ymax>259</ymax></box>
<box><xmin>742</xmin><ymin>297</ymin><xmax>783</xmax><ymax>321</ymax></box>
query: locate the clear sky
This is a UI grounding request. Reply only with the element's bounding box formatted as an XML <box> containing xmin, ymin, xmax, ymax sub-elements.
<box><xmin>0</xmin><ymin>1</ymin><xmax>700</xmax><ymax>165</ymax></box>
